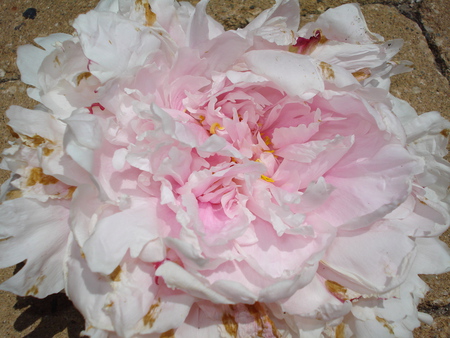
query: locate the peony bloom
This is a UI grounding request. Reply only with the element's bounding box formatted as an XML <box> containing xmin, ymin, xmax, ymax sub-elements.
<box><xmin>1</xmin><ymin>0</ymin><xmax>450</xmax><ymax>337</ymax></box>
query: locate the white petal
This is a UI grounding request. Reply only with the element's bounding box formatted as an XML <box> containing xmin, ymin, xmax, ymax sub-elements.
<box><xmin>244</xmin><ymin>50</ymin><xmax>324</xmax><ymax>100</ymax></box>
<box><xmin>65</xmin><ymin>236</ymin><xmax>114</xmax><ymax>331</ymax></box>
<box><xmin>0</xmin><ymin>198</ymin><xmax>69</xmax><ymax>297</ymax></box>
<box><xmin>156</xmin><ymin>261</ymin><xmax>233</xmax><ymax>304</ymax></box>
<box><xmin>17</xmin><ymin>33</ymin><xmax>72</xmax><ymax>88</ymax></box>
<box><xmin>298</xmin><ymin>3</ymin><xmax>382</xmax><ymax>44</ymax></box>
<box><xmin>83</xmin><ymin>198</ymin><xmax>162</xmax><ymax>274</ymax></box>
<box><xmin>73</xmin><ymin>11</ymin><xmax>162</xmax><ymax>82</ymax></box>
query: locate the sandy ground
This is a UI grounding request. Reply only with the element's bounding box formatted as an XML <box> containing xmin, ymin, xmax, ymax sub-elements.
<box><xmin>0</xmin><ymin>0</ymin><xmax>449</xmax><ymax>336</ymax></box>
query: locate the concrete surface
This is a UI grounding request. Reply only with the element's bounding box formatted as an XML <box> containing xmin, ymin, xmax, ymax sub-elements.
<box><xmin>0</xmin><ymin>0</ymin><xmax>449</xmax><ymax>336</ymax></box>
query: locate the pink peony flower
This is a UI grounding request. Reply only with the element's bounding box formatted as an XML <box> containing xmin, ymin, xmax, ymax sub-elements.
<box><xmin>1</xmin><ymin>0</ymin><xmax>449</xmax><ymax>337</ymax></box>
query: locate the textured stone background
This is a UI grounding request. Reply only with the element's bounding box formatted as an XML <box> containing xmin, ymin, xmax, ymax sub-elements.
<box><xmin>0</xmin><ymin>0</ymin><xmax>449</xmax><ymax>336</ymax></box>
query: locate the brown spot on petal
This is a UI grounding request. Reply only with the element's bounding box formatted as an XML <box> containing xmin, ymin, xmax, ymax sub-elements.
<box><xmin>76</xmin><ymin>72</ymin><xmax>92</xmax><ymax>85</ymax></box>
<box><xmin>136</xmin><ymin>0</ymin><xmax>156</xmax><ymax>26</ymax></box>
<box><xmin>42</xmin><ymin>147</ymin><xmax>54</xmax><ymax>156</ymax></box>
<box><xmin>18</xmin><ymin>133</ymin><xmax>55</xmax><ymax>150</ymax></box>
<box><xmin>312</xmin><ymin>29</ymin><xmax>328</xmax><ymax>45</ymax></box>
<box><xmin>104</xmin><ymin>301</ymin><xmax>114</xmax><ymax>308</ymax></box>
<box><xmin>26</xmin><ymin>167</ymin><xmax>59</xmax><ymax>186</ymax></box>
<box><xmin>26</xmin><ymin>285</ymin><xmax>39</xmax><ymax>296</ymax></box>
<box><xmin>325</xmin><ymin>280</ymin><xmax>348</xmax><ymax>301</ymax></box>
<box><xmin>144</xmin><ymin>3</ymin><xmax>156</xmax><ymax>26</ymax></box>
<box><xmin>160</xmin><ymin>329</ymin><xmax>175</xmax><ymax>338</ymax></box>
<box><xmin>376</xmin><ymin>316</ymin><xmax>395</xmax><ymax>335</ymax></box>
<box><xmin>335</xmin><ymin>323</ymin><xmax>345</xmax><ymax>338</ymax></box>
<box><xmin>440</xmin><ymin>128</ymin><xmax>449</xmax><ymax>138</ymax></box>
<box><xmin>22</xmin><ymin>134</ymin><xmax>47</xmax><ymax>148</ymax></box>
<box><xmin>230</xmin><ymin>157</ymin><xmax>239</xmax><ymax>163</ymax></box>
<box><xmin>325</xmin><ymin>280</ymin><xmax>346</xmax><ymax>294</ymax></box>
<box><xmin>54</xmin><ymin>55</ymin><xmax>61</xmax><ymax>66</ymax></box>
<box><xmin>352</xmin><ymin>68</ymin><xmax>371</xmax><ymax>81</ymax></box>
<box><xmin>245</xmin><ymin>303</ymin><xmax>281</xmax><ymax>338</ymax></box>
<box><xmin>7</xmin><ymin>126</ymin><xmax>19</xmax><ymax>139</ymax></box>
<box><xmin>319</xmin><ymin>61</ymin><xmax>335</xmax><ymax>80</ymax></box>
<box><xmin>64</xmin><ymin>186</ymin><xmax>77</xmax><ymax>200</ymax></box>
<box><xmin>143</xmin><ymin>298</ymin><xmax>161</xmax><ymax>327</ymax></box>
<box><xmin>109</xmin><ymin>265</ymin><xmax>122</xmax><ymax>282</ymax></box>
<box><xmin>25</xmin><ymin>275</ymin><xmax>46</xmax><ymax>296</ymax></box>
<box><xmin>6</xmin><ymin>190</ymin><xmax>23</xmax><ymax>200</ymax></box>
<box><xmin>222</xmin><ymin>313</ymin><xmax>238</xmax><ymax>338</ymax></box>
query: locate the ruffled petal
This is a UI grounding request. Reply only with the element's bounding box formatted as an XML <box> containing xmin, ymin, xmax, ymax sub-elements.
<box><xmin>0</xmin><ymin>198</ymin><xmax>69</xmax><ymax>297</ymax></box>
<box><xmin>17</xmin><ymin>33</ymin><xmax>72</xmax><ymax>88</ymax></box>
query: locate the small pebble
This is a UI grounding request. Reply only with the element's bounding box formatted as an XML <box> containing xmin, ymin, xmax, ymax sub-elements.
<box><xmin>0</xmin><ymin>69</ymin><xmax>5</xmax><ymax>78</ymax></box>
<box><xmin>6</xmin><ymin>86</ymin><xmax>17</xmax><ymax>95</ymax></box>
<box><xmin>23</xmin><ymin>8</ymin><xmax>37</xmax><ymax>20</ymax></box>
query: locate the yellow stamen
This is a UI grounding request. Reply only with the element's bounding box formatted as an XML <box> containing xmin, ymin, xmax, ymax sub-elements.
<box><xmin>263</xmin><ymin>136</ymin><xmax>271</xmax><ymax>146</ymax></box>
<box><xmin>210</xmin><ymin>122</ymin><xmax>224</xmax><ymax>134</ymax></box>
<box><xmin>76</xmin><ymin>72</ymin><xmax>92</xmax><ymax>86</ymax></box>
<box><xmin>260</xmin><ymin>175</ymin><xmax>275</xmax><ymax>183</ymax></box>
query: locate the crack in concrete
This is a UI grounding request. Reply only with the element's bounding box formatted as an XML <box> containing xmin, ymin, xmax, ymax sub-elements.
<box><xmin>0</xmin><ymin>77</ymin><xmax>20</xmax><ymax>84</ymax></box>
<box><xmin>419</xmin><ymin>302</ymin><xmax>450</xmax><ymax>317</ymax></box>
<box><xmin>395</xmin><ymin>1</ymin><xmax>450</xmax><ymax>84</ymax></box>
